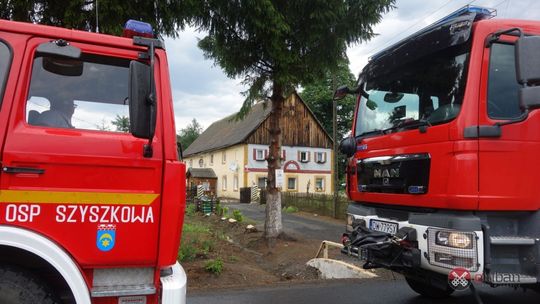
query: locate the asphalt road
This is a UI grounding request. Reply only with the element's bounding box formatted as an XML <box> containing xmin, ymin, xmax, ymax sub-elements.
<box><xmin>225</xmin><ymin>202</ymin><xmax>345</xmax><ymax>242</ymax></box>
<box><xmin>188</xmin><ymin>278</ymin><xmax>540</xmax><ymax>304</ymax></box>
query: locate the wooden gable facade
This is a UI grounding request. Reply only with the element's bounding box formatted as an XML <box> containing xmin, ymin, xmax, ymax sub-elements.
<box><xmin>246</xmin><ymin>93</ymin><xmax>332</xmax><ymax>148</ymax></box>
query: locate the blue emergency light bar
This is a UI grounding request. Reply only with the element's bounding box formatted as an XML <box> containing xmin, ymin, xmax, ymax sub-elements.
<box><xmin>123</xmin><ymin>20</ymin><xmax>154</xmax><ymax>38</ymax></box>
<box><xmin>431</xmin><ymin>5</ymin><xmax>496</xmax><ymax>28</ymax></box>
<box><xmin>370</xmin><ymin>5</ymin><xmax>496</xmax><ymax>60</ymax></box>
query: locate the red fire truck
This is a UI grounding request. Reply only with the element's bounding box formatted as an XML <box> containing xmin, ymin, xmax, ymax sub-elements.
<box><xmin>0</xmin><ymin>19</ymin><xmax>186</xmax><ymax>303</ymax></box>
<box><xmin>336</xmin><ymin>6</ymin><xmax>540</xmax><ymax>298</ymax></box>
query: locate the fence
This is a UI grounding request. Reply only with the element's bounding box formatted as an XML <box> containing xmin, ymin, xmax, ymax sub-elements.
<box><xmin>261</xmin><ymin>191</ymin><xmax>349</xmax><ymax>220</ymax></box>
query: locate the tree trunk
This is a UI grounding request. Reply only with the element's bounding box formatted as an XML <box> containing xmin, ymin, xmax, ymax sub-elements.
<box><xmin>264</xmin><ymin>84</ymin><xmax>284</xmax><ymax>239</ymax></box>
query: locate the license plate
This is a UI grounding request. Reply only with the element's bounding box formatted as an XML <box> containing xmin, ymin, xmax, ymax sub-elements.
<box><xmin>370</xmin><ymin>219</ymin><xmax>398</xmax><ymax>235</ymax></box>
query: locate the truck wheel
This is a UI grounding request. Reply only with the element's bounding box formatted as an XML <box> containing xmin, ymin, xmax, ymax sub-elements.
<box><xmin>0</xmin><ymin>265</ymin><xmax>60</xmax><ymax>304</ymax></box>
<box><xmin>405</xmin><ymin>276</ymin><xmax>454</xmax><ymax>298</ymax></box>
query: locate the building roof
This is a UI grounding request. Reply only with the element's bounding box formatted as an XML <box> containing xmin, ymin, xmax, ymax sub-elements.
<box><xmin>186</xmin><ymin>168</ymin><xmax>217</xmax><ymax>179</ymax></box>
<box><xmin>184</xmin><ymin>101</ymin><xmax>272</xmax><ymax>156</ymax></box>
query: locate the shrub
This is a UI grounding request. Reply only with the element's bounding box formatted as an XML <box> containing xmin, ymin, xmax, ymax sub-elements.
<box><xmin>185</xmin><ymin>204</ymin><xmax>197</xmax><ymax>216</ymax></box>
<box><xmin>178</xmin><ymin>243</ymin><xmax>198</xmax><ymax>262</ymax></box>
<box><xmin>283</xmin><ymin>205</ymin><xmax>299</xmax><ymax>213</ymax></box>
<box><xmin>232</xmin><ymin>209</ymin><xmax>244</xmax><ymax>222</ymax></box>
<box><xmin>205</xmin><ymin>259</ymin><xmax>224</xmax><ymax>275</ymax></box>
<box><xmin>222</xmin><ymin>207</ymin><xmax>229</xmax><ymax>217</ymax></box>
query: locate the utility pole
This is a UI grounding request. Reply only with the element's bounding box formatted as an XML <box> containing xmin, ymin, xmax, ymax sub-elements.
<box><xmin>332</xmin><ymin>72</ymin><xmax>338</xmax><ymax>218</ymax></box>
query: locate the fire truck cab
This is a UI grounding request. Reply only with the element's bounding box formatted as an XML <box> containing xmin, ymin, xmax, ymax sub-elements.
<box><xmin>337</xmin><ymin>6</ymin><xmax>540</xmax><ymax>297</ymax></box>
<box><xmin>0</xmin><ymin>19</ymin><xmax>186</xmax><ymax>304</ymax></box>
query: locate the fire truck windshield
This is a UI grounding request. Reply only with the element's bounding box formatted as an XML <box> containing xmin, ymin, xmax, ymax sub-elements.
<box><xmin>355</xmin><ymin>44</ymin><xmax>470</xmax><ymax>137</ymax></box>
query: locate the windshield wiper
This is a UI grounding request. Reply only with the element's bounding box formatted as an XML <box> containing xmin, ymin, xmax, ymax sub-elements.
<box><xmin>383</xmin><ymin>119</ymin><xmax>432</xmax><ymax>134</ymax></box>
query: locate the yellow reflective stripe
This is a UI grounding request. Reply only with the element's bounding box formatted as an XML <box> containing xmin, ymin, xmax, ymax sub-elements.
<box><xmin>0</xmin><ymin>190</ymin><xmax>158</xmax><ymax>205</ymax></box>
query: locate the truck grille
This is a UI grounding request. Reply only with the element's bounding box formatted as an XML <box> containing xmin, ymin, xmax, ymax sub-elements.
<box><xmin>357</xmin><ymin>153</ymin><xmax>430</xmax><ymax>194</ymax></box>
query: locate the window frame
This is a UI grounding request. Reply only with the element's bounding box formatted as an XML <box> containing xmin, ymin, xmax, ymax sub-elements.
<box><xmin>0</xmin><ymin>39</ymin><xmax>13</xmax><ymax>109</ymax></box>
<box><xmin>298</xmin><ymin>151</ymin><xmax>310</xmax><ymax>163</ymax></box>
<box><xmin>254</xmin><ymin>149</ymin><xmax>265</xmax><ymax>161</ymax></box>
<box><xmin>233</xmin><ymin>175</ymin><xmax>239</xmax><ymax>191</ymax></box>
<box><xmin>222</xmin><ymin>175</ymin><xmax>227</xmax><ymax>191</ymax></box>
<box><xmin>487</xmin><ymin>41</ymin><xmax>523</xmax><ymax>120</ymax></box>
<box><xmin>287</xmin><ymin>176</ymin><xmax>298</xmax><ymax>192</ymax></box>
<box><xmin>25</xmin><ymin>52</ymin><xmax>133</xmax><ymax>132</ymax></box>
<box><xmin>314</xmin><ymin>152</ymin><xmax>327</xmax><ymax>164</ymax></box>
<box><xmin>315</xmin><ymin>176</ymin><xmax>326</xmax><ymax>192</ymax></box>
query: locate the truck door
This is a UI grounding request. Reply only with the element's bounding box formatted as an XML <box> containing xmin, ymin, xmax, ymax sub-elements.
<box><xmin>0</xmin><ymin>33</ymin><xmax>27</xmax><ymax>184</ymax></box>
<box><xmin>0</xmin><ymin>37</ymin><xmax>164</xmax><ymax>266</ymax></box>
<box><xmin>478</xmin><ymin>38</ymin><xmax>540</xmax><ymax>210</ymax></box>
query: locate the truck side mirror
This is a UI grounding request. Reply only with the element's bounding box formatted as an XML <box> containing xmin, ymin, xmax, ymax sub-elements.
<box><xmin>129</xmin><ymin>60</ymin><xmax>156</xmax><ymax>139</ymax></box>
<box><xmin>333</xmin><ymin>85</ymin><xmax>352</xmax><ymax>100</ymax></box>
<box><xmin>516</xmin><ymin>36</ymin><xmax>540</xmax><ymax>110</ymax></box>
<box><xmin>339</xmin><ymin>137</ymin><xmax>356</xmax><ymax>157</ymax></box>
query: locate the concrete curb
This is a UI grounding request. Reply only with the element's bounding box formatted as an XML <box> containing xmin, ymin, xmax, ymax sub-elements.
<box><xmin>307</xmin><ymin>258</ymin><xmax>378</xmax><ymax>279</ymax></box>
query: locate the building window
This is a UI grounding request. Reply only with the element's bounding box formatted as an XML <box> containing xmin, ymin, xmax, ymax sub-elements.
<box><xmin>298</xmin><ymin>151</ymin><xmax>310</xmax><ymax>163</ymax></box>
<box><xmin>233</xmin><ymin>175</ymin><xmax>239</xmax><ymax>191</ymax></box>
<box><xmin>222</xmin><ymin>152</ymin><xmax>226</xmax><ymax>164</ymax></box>
<box><xmin>222</xmin><ymin>175</ymin><xmax>227</xmax><ymax>191</ymax></box>
<box><xmin>254</xmin><ymin>149</ymin><xmax>265</xmax><ymax>161</ymax></box>
<box><xmin>202</xmin><ymin>181</ymin><xmax>210</xmax><ymax>191</ymax></box>
<box><xmin>189</xmin><ymin>159</ymin><xmax>193</xmax><ymax>167</ymax></box>
<box><xmin>287</xmin><ymin>177</ymin><xmax>297</xmax><ymax>191</ymax></box>
<box><xmin>257</xmin><ymin>177</ymin><xmax>267</xmax><ymax>189</ymax></box>
<box><xmin>198</xmin><ymin>158</ymin><xmax>204</xmax><ymax>168</ymax></box>
<box><xmin>315</xmin><ymin>177</ymin><xmax>325</xmax><ymax>192</ymax></box>
<box><xmin>315</xmin><ymin>152</ymin><xmax>327</xmax><ymax>164</ymax></box>
<box><xmin>210</xmin><ymin>154</ymin><xmax>214</xmax><ymax>165</ymax></box>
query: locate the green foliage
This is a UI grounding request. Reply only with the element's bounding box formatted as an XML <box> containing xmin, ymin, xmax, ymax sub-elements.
<box><xmin>200</xmin><ymin>239</ymin><xmax>215</xmax><ymax>255</ymax></box>
<box><xmin>182</xmin><ymin>0</ymin><xmax>394</xmax><ymax>237</ymax></box>
<box><xmin>177</xmin><ymin>118</ymin><xmax>203</xmax><ymax>150</ymax></box>
<box><xmin>204</xmin><ymin>259</ymin><xmax>224</xmax><ymax>275</ymax></box>
<box><xmin>185</xmin><ymin>204</ymin><xmax>197</xmax><ymax>217</ymax></box>
<box><xmin>300</xmin><ymin>59</ymin><xmax>357</xmax><ymax>182</ymax></box>
<box><xmin>221</xmin><ymin>207</ymin><xmax>229</xmax><ymax>218</ymax></box>
<box><xmin>183</xmin><ymin>0</ymin><xmax>395</xmax><ymax>116</ymax></box>
<box><xmin>183</xmin><ymin>223</ymin><xmax>210</xmax><ymax>234</ymax></box>
<box><xmin>283</xmin><ymin>205</ymin><xmax>299</xmax><ymax>213</ymax></box>
<box><xmin>0</xmin><ymin>0</ymin><xmax>188</xmax><ymax>37</ymax></box>
<box><xmin>232</xmin><ymin>209</ymin><xmax>244</xmax><ymax>222</ymax></box>
<box><xmin>178</xmin><ymin>242</ymin><xmax>198</xmax><ymax>262</ymax></box>
<box><xmin>111</xmin><ymin>115</ymin><xmax>129</xmax><ymax>133</ymax></box>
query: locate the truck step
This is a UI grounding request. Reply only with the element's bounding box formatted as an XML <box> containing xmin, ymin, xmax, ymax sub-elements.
<box><xmin>91</xmin><ymin>284</ymin><xmax>156</xmax><ymax>297</ymax></box>
<box><xmin>489</xmin><ymin>236</ymin><xmax>536</xmax><ymax>245</ymax></box>
<box><xmin>485</xmin><ymin>273</ymin><xmax>537</xmax><ymax>284</ymax></box>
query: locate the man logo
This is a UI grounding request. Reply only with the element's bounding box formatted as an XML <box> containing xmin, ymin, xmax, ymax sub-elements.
<box><xmin>373</xmin><ymin>168</ymin><xmax>399</xmax><ymax>178</ymax></box>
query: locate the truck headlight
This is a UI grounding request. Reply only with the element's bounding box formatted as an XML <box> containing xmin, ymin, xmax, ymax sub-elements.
<box><xmin>428</xmin><ymin>228</ymin><xmax>478</xmax><ymax>271</ymax></box>
<box><xmin>435</xmin><ymin>231</ymin><xmax>473</xmax><ymax>249</ymax></box>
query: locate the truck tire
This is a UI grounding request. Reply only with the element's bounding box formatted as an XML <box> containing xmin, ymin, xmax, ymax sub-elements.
<box><xmin>0</xmin><ymin>265</ymin><xmax>60</xmax><ymax>304</ymax></box>
<box><xmin>405</xmin><ymin>276</ymin><xmax>455</xmax><ymax>298</ymax></box>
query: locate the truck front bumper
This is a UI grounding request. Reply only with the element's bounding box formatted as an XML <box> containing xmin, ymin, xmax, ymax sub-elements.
<box><xmin>344</xmin><ymin>203</ymin><xmax>484</xmax><ymax>277</ymax></box>
<box><xmin>160</xmin><ymin>262</ymin><xmax>187</xmax><ymax>304</ymax></box>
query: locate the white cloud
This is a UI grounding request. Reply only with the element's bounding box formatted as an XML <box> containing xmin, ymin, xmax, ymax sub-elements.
<box><xmin>169</xmin><ymin>0</ymin><xmax>540</xmax><ymax>133</ymax></box>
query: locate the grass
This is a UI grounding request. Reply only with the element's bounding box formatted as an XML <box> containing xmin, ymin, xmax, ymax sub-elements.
<box><xmin>183</xmin><ymin>222</ymin><xmax>210</xmax><ymax>233</ymax></box>
<box><xmin>205</xmin><ymin>259</ymin><xmax>224</xmax><ymax>275</ymax></box>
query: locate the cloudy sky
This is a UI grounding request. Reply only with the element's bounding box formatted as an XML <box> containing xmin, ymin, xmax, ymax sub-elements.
<box><xmin>167</xmin><ymin>0</ymin><xmax>540</xmax><ymax>133</ymax></box>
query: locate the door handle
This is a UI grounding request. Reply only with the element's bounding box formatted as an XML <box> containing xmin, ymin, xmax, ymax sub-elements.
<box><xmin>2</xmin><ymin>166</ymin><xmax>45</xmax><ymax>174</ymax></box>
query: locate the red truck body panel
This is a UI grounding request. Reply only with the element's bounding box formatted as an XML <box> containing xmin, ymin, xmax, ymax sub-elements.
<box><xmin>347</xmin><ymin>19</ymin><xmax>540</xmax><ymax>212</ymax></box>
<box><xmin>0</xmin><ymin>19</ymin><xmax>185</xmax><ymax>303</ymax></box>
